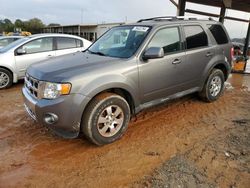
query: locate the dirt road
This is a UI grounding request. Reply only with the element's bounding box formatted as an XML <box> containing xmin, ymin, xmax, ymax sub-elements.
<box><xmin>0</xmin><ymin>74</ymin><xmax>249</xmax><ymax>188</ymax></box>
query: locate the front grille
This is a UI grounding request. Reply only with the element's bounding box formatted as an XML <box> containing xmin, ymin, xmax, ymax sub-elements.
<box><xmin>25</xmin><ymin>74</ymin><xmax>40</xmax><ymax>99</ymax></box>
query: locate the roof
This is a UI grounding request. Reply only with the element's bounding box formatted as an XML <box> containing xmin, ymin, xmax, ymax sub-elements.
<box><xmin>127</xmin><ymin>16</ymin><xmax>218</xmax><ymax>27</ymax></box>
<box><xmin>44</xmin><ymin>22</ymin><xmax>125</xmax><ymax>28</ymax></box>
<box><xmin>0</xmin><ymin>36</ymin><xmax>23</xmax><ymax>39</ymax></box>
<box><xmin>29</xmin><ymin>33</ymin><xmax>84</xmax><ymax>39</ymax></box>
<box><xmin>187</xmin><ymin>0</ymin><xmax>250</xmax><ymax>13</ymax></box>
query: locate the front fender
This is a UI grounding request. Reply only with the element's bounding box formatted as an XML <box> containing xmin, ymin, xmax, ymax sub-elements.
<box><xmin>77</xmin><ymin>74</ymin><xmax>140</xmax><ymax>107</ymax></box>
<box><xmin>0</xmin><ymin>52</ymin><xmax>18</xmax><ymax>83</ymax></box>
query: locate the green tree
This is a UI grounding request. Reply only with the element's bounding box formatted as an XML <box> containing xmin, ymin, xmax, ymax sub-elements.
<box><xmin>24</xmin><ymin>18</ymin><xmax>45</xmax><ymax>34</ymax></box>
<box><xmin>0</xmin><ymin>20</ymin><xmax>4</xmax><ymax>33</ymax></box>
<box><xmin>1</xmin><ymin>19</ymin><xmax>14</xmax><ymax>32</ymax></box>
<box><xmin>15</xmin><ymin>19</ymin><xmax>24</xmax><ymax>29</ymax></box>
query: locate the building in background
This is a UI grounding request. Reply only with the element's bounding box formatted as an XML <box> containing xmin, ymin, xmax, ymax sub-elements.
<box><xmin>42</xmin><ymin>22</ymin><xmax>124</xmax><ymax>42</ymax></box>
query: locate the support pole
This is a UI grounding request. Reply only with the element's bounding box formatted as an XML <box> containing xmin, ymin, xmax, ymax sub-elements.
<box><xmin>78</xmin><ymin>25</ymin><xmax>81</xmax><ymax>36</ymax></box>
<box><xmin>243</xmin><ymin>20</ymin><xmax>250</xmax><ymax>71</ymax></box>
<box><xmin>219</xmin><ymin>5</ymin><xmax>226</xmax><ymax>23</ymax></box>
<box><xmin>178</xmin><ymin>0</ymin><xmax>186</xmax><ymax>16</ymax></box>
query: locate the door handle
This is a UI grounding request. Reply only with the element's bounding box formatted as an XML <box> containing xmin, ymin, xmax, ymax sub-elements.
<box><xmin>172</xmin><ymin>59</ymin><xmax>181</xmax><ymax>64</ymax></box>
<box><xmin>47</xmin><ymin>55</ymin><xmax>53</xmax><ymax>58</ymax></box>
<box><xmin>206</xmin><ymin>52</ymin><xmax>214</xmax><ymax>57</ymax></box>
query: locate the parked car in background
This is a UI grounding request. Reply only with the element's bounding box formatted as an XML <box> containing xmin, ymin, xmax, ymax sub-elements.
<box><xmin>0</xmin><ymin>34</ymin><xmax>92</xmax><ymax>88</ymax></box>
<box><xmin>0</xmin><ymin>36</ymin><xmax>23</xmax><ymax>49</ymax></box>
<box><xmin>23</xmin><ymin>17</ymin><xmax>232</xmax><ymax>145</ymax></box>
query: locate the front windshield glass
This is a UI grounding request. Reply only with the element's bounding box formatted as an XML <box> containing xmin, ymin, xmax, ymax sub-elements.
<box><xmin>88</xmin><ymin>25</ymin><xmax>151</xmax><ymax>58</ymax></box>
<box><xmin>0</xmin><ymin>37</ymin><xmax>30</xmax><ymax>53</ymax></box>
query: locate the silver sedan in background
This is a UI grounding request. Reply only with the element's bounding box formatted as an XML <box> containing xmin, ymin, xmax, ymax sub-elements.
<box><xmin>0</xmin><ymin>36</ymin><xmax>23</xmax><ymax>49</ymax></box>
<box><xmin>0</xmin><ymin>34</ymin><xmax>92</xmax><ymax>89</ymax></box>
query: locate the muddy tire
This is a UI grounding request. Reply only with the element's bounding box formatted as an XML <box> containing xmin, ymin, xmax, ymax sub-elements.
<box><xmin>81</xmin><ymin>92</ymin><xmax>130</xmax><ymax>146</ymax></box>
<box><xmin>0</xmin><ymin>68</ymin><xmax>13</xmax><ymax>89</ymax></box>
<box><xmin>199</xmin><ymin>69</ymin><xmax>225</xmax><ymax>102</ymax></box>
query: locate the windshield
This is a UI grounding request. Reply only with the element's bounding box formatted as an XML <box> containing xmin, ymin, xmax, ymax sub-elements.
<box><xmin>88</xmin><ymin>25</ymin><xmax>151</xmax><ymax>58</ymax></box>
<box><xmin>0</xmin><ymin>37</ymin><xmax>30</xmax><ymax>53</ymax></box>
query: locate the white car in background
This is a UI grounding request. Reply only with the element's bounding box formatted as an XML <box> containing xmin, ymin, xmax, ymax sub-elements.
<box><xmin>0</xmin><ymin>36</ymin><xmax>23</xmax><ymax>49</ymax></box>
<box><xmin>0</xmin><ymin>34</ymin><xmax>92</xmax><ymax>89</ymax></box>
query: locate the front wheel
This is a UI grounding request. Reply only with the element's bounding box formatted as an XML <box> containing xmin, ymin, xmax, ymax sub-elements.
<box><xmin>0</xmin><ymin>68</ymin><xmax>13</xmax><ymax>89</ymax></box>
<box><xmin>81</xmin><ymin>92</ymin><xmax>130</xmax><ymax>146</ymax></box>
<box><xmin>199</xmin><ymin>69</ymin><xmax>225</xmax><ymax>102</ymax></box>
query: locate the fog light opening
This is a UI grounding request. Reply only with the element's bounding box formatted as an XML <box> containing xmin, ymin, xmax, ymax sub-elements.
<box><xmin>44</xmin><ymin>113</ymin><xmax>58</xmax><ymax>125</ymax></box>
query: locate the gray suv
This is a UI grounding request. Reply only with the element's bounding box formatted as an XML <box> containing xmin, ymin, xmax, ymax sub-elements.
<box><xmin>22</xmin><ymin>17</ymin><xmax>232</xmax><ymax>145</ymax></box>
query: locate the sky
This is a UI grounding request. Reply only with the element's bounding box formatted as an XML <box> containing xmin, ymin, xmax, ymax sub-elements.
<box><xmin>0</xmin><ymin>0</ymin><xmax>249</xmax><ymax>39</ymax></box>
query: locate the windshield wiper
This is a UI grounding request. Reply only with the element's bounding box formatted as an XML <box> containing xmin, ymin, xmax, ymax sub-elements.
<box><xmin>87</xmin><ymin>49</ymin><xmax>106</xmax><ymax>56</ymax></box>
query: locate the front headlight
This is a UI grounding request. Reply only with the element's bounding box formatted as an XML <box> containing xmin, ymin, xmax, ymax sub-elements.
<box><xmin>43</xmin><ymin>82</ymin><xmax>71</xmax><ymax>99</ymax></box>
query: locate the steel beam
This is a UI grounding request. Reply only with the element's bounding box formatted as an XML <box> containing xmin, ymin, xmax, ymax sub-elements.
<box><xmin>185</xmin><ymin>9</ymin><xmax>219</xmax><ymax>18</ymax></box>
<box><xmin>170</xmin><ymin>0</ymin><xmax>178</xmax><ymax>7</ymax></box>
<box><xmin>178</xmin><ymin>0</ymin><xmax>186</xmax><ymax>16</ymax></box>
<box><xmin>219</xmin><ymin>5</ymin><xmax>226</xmax><ymax>23</ymax></box>
<box><xmin>243</xmin><ymin>20</ymin><xmax>250</xmax><ymax>71</ymax></box>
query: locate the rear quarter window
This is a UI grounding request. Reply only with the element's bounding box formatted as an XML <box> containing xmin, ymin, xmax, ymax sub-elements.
<box><xmin>207</xmin><ymin>24</ymin><xmax>229</xmax><ymax>44</ymax></box>
<box><xmin>56</xmin><ymin>37</ymin><xmax>77</xmax><ymax>50</ymax></box>
<box><xmin>76</xmin><ymin>39</ymin><xmax>83</xmax><ymax>47</ymax></box>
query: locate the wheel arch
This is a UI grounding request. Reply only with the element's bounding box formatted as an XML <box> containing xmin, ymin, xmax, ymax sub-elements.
<box><xmin>79</xmin><ymin>87</ymin><xmax>137</xmax><ymax>136</ymax></box>
<box><xmin>213</xmin><ymin>63</ymin><xmax>229</xmax><ymax>80</ymax></box>
<box><xmin>201</xmin><ymin>59</ymin><xmax>230</xmax><ymax>89</ymax></box>
<box><xmin>0</xmin><ymin>65</ymin><xmax>18</xmax><ymax>83</ymax></box>
<box><xmin>83</xmin><ymin>87</ymin><xmax>136</xmax><ymax>116</ymax></box>
<box><xmin>0</xmin><ymin>66</ymin><xmax>13</xmax><ymax>77</ymax></box>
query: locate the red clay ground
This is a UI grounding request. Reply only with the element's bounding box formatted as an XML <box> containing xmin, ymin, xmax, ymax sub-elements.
<box><xmin>0</xmin><ymin>74</ymin><xmax>249</xmax><ymax>188</ymax></box>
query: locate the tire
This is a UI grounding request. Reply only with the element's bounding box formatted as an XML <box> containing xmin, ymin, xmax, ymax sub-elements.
<box><xmin>199</xmin><ymin>69</ymin><xmax>225</xmax><ymax>102</ymax></box>
<box><xmin>81</xmin><ymin>92</ymin><xmax>131</xmax><ymax>146</ymax></box>
<box><xmin>0</xmin><ymin>68</ymin><xmax>13</xmax><ymax>89</ymax></box>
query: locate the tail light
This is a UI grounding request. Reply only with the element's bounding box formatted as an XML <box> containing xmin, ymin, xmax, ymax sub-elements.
<box><xmin>230</xmin><ymin>47</ymin><xmax>234</xmax><ymax>60</ymax></box>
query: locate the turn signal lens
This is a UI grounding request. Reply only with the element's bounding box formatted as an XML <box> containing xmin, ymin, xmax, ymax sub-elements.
<box><xmin>61</xmin><ymin>84</ymin><xmax>71</xmax><ymax>95</ymax></box>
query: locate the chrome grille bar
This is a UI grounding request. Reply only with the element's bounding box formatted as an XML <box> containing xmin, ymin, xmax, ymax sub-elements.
<box><xmin>25</xmin><ymin>74</ymin><xmax>40</xmax><ymax>99</ymax></box>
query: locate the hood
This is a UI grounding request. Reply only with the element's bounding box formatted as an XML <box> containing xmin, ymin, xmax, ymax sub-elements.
<box><xmin>27</xmin><ymin>52</ymin><xmax>122</xmax><ymax>82</ymax></box>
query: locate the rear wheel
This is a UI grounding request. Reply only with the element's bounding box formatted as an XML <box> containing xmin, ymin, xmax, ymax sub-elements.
<box><xmin>0</xmin><ymin>68</ymin><xmax>13</xmax><ymax>89</ymax></box>
<box><xmin>81</xmin><ymin>92</ymin><xmax>130</xmax><ymax>146</ymax></box>
<box><xmin>199</xmin><ymin>69</ymin><xmax>225</xmax><ymax>102</ymax></box>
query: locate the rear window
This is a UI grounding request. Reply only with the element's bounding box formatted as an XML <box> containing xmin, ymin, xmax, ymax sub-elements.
<box><xmin>207</xmin><ymin>24</ymin><xmax>228</xmax><ymax>44</ymax></box>
<box><xmin>184</xmin><ymin>25</ymin><xmax>208</xmax><ymax>49</ymax></box>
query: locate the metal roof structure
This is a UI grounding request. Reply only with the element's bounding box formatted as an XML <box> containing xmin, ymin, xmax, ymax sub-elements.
<box><xmin>170</xmin><ymin>0</ymin><xmax>250</xmax><ymax>72</ymax></box>
<box><xmin>187</xmin><ymin>0</ymin><xmax>250</xmax><ymax>13</ymax></box>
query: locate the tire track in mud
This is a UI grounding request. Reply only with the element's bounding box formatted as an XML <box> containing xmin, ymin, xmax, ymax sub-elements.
<box><xmin>0</xmin><ymin>75</ymin><xmax>249</xmax><ymax>187</ymax></box>
<box><xmin>135</xmin><ymin>76</ymin><xmax>250</xmax><ymax>188</ymax></box>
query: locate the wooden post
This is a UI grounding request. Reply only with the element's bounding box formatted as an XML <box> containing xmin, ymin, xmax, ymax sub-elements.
<box><xmin>243</xmin><ymin>20</ymin><xmax>250</xmax><ymax>71</ymax></box>
<box><xmin>178</xmin><ymin>0</ymin><xmax>186</xmax><ymax>16</ymax></box>
<box><xmin>219</xmin><ymin>5</ymin><xmax>226</xmax><ymax>23</ymax></box>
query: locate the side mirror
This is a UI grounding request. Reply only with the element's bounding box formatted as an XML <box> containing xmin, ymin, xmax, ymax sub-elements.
<box><xmin>143</xmin><ymin>47</ymin><xmax>164</xmax><ymax>60</ymax></box>
<box><xmin>16</xmin><ymin>48</ymin><xmax>26</xmax><ymax>55</ymax></box>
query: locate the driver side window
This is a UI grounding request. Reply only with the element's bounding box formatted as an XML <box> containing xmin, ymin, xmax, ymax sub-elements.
<box><xmin>20</xmin><ymin>37</ymin><xmax>53</xmax><ymax>54</ymax></box>
<box><xmin>147</xmin><ymin>27</ymin><xmax>181</xmax><ymax>54</ymax></box>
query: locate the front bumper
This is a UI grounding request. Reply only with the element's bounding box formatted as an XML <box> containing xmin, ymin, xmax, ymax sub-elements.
<box><xmin>22</xmin><ymin>87</ymin><xmax>90</xmax><ymax>138</ymax></box>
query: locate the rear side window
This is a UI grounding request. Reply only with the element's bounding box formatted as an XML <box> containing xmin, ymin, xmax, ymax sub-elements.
<box><xmin>56</xmin><ymin>37</ymin><xmax>78</xmax><ymax>50</ymax></box>
<box><xmin>184</xmin><ymin>25</ymin><xmax>208</xmax><ymax>49</ymax></box>
<box><xmin>207</xmin><ymin>24</ymin><xmax>228</xmax><ymax>44</ymax></box>
<box><xmin>147</xmin><ymin>27</ymin><xmax>181</xmax><ymax>54</ymax></box>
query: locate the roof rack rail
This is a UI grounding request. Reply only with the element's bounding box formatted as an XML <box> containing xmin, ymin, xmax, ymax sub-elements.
<box><xmin>137</xmin><ymin>16</ymin><xmax>214</xmax><ymax>23</ymax></box>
